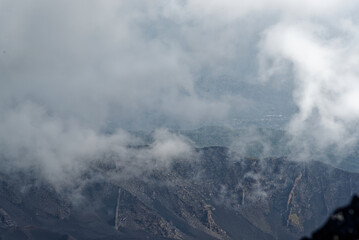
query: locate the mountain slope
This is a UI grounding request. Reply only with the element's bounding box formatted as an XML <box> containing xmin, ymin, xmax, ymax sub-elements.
<box><xmin>1</xmin><ymin>146</ymin><xmax>359</xmax><ymax>240</ymax></box>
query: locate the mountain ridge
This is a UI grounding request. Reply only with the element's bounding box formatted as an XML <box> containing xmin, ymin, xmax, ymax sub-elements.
<box><xmin>1</xmin><ymin>146</ymin><xmax>358</xmax><ymax>239</ymax></box>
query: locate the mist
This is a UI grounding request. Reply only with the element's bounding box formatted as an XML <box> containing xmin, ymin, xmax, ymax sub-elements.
<box><xmin>1</xmin><ymin>0</ymin><xmax>359</xmax><ymax>189</ymax></box>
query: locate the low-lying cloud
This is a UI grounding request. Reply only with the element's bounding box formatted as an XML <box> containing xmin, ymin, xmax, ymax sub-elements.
<box><xmin>0</xmin><ymin>101</ymin><xmax>195</xmax><ymax>189</ymax></box>
<box><xmin>260</xmin><ymin>20</ymin><xmax>359</xmax><ymax>161</ymax></box>
<box><xmin>1</xmin><ymin>0</ymin><xmax>359</xmax><ymax>189</ymax></box>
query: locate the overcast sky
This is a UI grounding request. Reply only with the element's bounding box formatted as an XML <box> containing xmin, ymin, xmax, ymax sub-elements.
<box><xmin>1</xmin><ymin>0</ymin><xmax>359</xmax><ymax>185</ymax></box>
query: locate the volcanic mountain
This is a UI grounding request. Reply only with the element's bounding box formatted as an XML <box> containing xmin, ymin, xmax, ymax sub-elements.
<box><xmin>1</xmin><ymin>146</ymin><xmax>358</xmax><ymax>240</ymax></box>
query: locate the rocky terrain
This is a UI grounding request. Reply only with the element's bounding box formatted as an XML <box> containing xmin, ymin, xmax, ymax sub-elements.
<box><xmin>1</xmin><ymin>146</ymin><xmax>359</xmax><ymax>240</ymax></box>
<box><xmin>302</xmin><ymin>195</ymin><xmax>359</xmax><ymax>240</ymax></box>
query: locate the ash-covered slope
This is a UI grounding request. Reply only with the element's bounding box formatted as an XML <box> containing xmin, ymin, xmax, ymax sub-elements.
<box><xmin>1</xmin><ymin>146</ymin><xmax>359</xmax><ymax>240</ymax></box>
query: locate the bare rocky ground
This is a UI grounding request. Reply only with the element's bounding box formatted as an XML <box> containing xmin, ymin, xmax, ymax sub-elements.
<box><xmin>1</xmin><ymin>146</ymin><xmax>359</xmax><ymax>240</ymax></box>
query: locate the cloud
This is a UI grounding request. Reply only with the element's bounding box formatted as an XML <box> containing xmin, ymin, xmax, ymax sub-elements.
<box><xmin>1</xmin><ymin>0</ymin><xmax>359</xmax><ymax>190</ymax></box>
<box><xmin>259</xmin><ymin>18</ymin><xmax>359</xmax><ymax>161</ymax></box>
<box><xmin>0</xmin><ymin>102</ymin><xmax>194</xmax><ymax>188</ymax></box>
<box><xmin>0</xmin><ymin>0</ymin><xmax>229</xmax><ymax>189</ymax></box>
<box><xmin>180</xmin><ymin>0</ymin><xmax>359</xmax><ymax>163</ymax></box>
<box><xmin>183</xmin><ymin>0</ymin><xmax>357</xmax><ymax>22</ymax></box>
<box><xmin>0</xmin><ymin>0</ymin><xmax>234</xmax><ymax>131</ymax></box>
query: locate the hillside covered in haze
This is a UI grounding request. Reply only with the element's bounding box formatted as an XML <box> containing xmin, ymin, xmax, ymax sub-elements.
<box><xmin>1</xmin><ymin>146</ymin><xmax>359</xmax><ymax>240</ymax></box>
<box><xmin>2</xmin><ymin>1</ymin><xmax>359</xmax><ymax>240</ymax></box>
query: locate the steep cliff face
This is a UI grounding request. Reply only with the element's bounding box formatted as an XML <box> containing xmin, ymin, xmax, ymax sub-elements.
<box><xmin>0</xmin><ymin>147</ymin><xmax>359</xmax><ymax>240</ymax></box>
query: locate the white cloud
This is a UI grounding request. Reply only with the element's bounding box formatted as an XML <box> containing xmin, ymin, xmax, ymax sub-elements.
<box><xmin>1</xmin><ymin>0</ymin><xmax>359</xmax><ymax>187</ymax></box>
<box><xmin>0</xmin><ymin>101</ymin><xmax>194</xmax><ymax>189</ymax></box>
<box><xmin>259</xmin><ymin>19</ymin><xmax>359</xmax><ymax>159</ymax></box>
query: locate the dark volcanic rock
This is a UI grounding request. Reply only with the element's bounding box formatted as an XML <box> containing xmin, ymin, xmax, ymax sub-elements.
<box><xmin>0</xmin><ymin>146</ymin><xmax>359</xmax><ymax>240</ymax></box>
<box><xmin>302</xmin><ymin>195</ymin><xmax>359</xmax><ymax>240</ymax></box>
<box><xmin>0</xmin><ymin>209</ymin><xmax>16</xmax><ymax>230</ymax></box>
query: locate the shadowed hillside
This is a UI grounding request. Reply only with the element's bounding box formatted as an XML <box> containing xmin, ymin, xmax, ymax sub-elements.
<box><xmin>1</xmin><ymin>146</ymin><xmax>359</xmax><ymax>240</ymax></box>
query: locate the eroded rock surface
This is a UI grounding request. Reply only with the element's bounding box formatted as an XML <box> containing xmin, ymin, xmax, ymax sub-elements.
<box><xmin>0</xmin><ymin>147</ymin><xmax>358</xmax><ymax>240</ymax></box>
